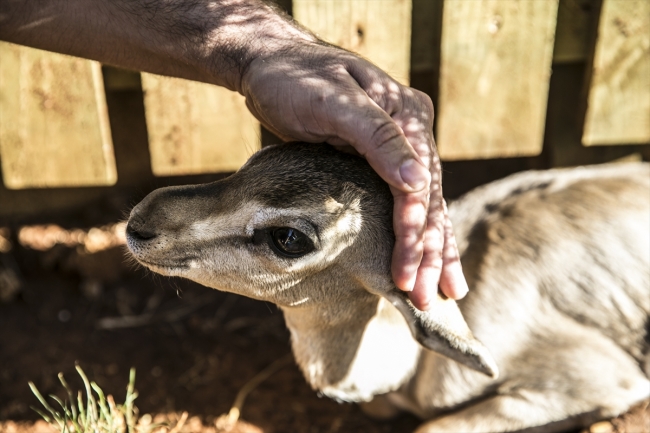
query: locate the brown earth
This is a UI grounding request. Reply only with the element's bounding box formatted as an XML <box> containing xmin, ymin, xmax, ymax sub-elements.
<box><xmin>0</xmin><ymin>229</ymin><xmax>648</xmax><ymax>433</ymax></box>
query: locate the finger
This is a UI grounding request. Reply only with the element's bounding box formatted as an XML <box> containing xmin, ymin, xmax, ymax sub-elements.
<box><xmin>337</xmin><ymin>110</ymin><xmax>431</xmax><ymax>193</ymax></box>
<box><xmin>345</xmin><ymin>62</ymin><xmax>435</xmax><ymax>167</ymax></box>
<box><xmin>351</xmin><ymin>84</ymin><xmax>436</xmax><ymax>297</ymax></box>
<box><xmin>326</xmin><ymin>76</ymin><xmax>435</xmax><ymax>296</ymax></box>
<box><xmin>323</xmin><ymin>74</ymin><xmax>431</xmax><ymax>194</ymax></box>
<box><xmin>438</xmin><ymin>210</ymin><xmax>469</xmax><ymax>300</ymax></box>
<box><xmin>409</xmin><ymin>197</ymin><xmax>445</xmax><ymax>310</ymax></box>
<box><xmin>389</xmin><ymin>98</ymin><xmax>438</xmax><ymax>300</ymax></box>
<box><xmin>390</xmin><ymin>186</ymin><xmax>428</xmax><ymax>292</ymax></box>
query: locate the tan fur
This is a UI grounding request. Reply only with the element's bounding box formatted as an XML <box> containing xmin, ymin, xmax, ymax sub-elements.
<box><xmin>127</xmin><ymin>143</ymin><xmax>650</xmax><ymax>433</ymax></box>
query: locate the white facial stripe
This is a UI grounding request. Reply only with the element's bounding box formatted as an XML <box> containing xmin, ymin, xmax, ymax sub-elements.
<box><xmin>247</xmin><ymin>206</ymin><xmax>318</xmax><ymax>238</ymax></box>
<box><xmin>188</xmin><ymin>201</ymin><xmax>321</xmax><ymax>242</ymax></box>
<box><xmin>289</xmin><ymin>297</ymin><xmax>311</xmax><ymax>307</ymax></box>
<box><xmin>285</xmin><ymin>198</ymin><xmax>362</xmax><ymax>273</ymax></box>
<box><xmin>188</xmin><ymin>202</ymin><xmax>262</xmax><ymax>240</ymax></box>
<box><xmin>188</xmin><ymin>198</ymin><xmax>361</xmax><ymax>242</ymax></box>
<box><xmin>163</xmin><ymin>198</ymin><xmax>363</xmax><ymax>305</ymax></box>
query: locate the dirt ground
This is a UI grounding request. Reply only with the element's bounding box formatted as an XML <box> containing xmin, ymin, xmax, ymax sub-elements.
<box><xmin>0</xmin><ymin>227</ymin><xmax>648</xmax><ymax>433</ymax></box>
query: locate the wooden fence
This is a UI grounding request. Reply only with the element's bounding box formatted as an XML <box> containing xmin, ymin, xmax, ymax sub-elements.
<box><xmin>0</xmin><ymin>0</ymin><xmax>648</xmax><ymax>194</ymax></box>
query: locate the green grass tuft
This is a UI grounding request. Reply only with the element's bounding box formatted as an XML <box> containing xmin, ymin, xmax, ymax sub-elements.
<box><xmin>29</xmin><ymin>365</ymin><xmax>163</xmax><ymax>433</ymax></box>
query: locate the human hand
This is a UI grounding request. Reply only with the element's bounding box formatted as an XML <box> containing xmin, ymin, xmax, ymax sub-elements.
<box><xmin>240</xmin><ymin>42</ymin><xmax>469</xmax><ymax>310</ymax></box>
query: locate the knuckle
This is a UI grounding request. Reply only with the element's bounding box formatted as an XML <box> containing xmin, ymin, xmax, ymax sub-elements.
<box><xmin>417</xmin><ymin>90</ymin><xmax>435</xmax><ymax>115</ymax></box>
<box><xmin>369</xmin><ymin>120</ymin><xmax>403</xmax><ymax>151</ymax></box>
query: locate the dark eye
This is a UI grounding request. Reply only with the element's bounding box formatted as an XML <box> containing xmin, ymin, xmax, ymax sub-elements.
<box><xmin>269</xmin><ymin>227</ymin><xmax>314</xmax><ymax>258</ymax></box>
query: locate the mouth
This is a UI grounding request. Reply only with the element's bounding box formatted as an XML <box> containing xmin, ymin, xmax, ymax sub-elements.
<box><xmin>126</xmin><ymin>234</ymin><xmax>195</xmax><ymax>272</ymax></box>
<box><xmin>134</xmin><ymin>257</ymin><xmax>194</xmax><ymax>274</ymax></box>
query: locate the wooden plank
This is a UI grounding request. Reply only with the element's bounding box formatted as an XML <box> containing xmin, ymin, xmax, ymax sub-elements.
<box><xmin>292</xmin><ymin>0</ymin><xmax>412</xmax><ymax>85</ymax></box>
<box><xmin>0</xmin><ymin>43</ymin><xmax>116</xmax><ymax>189</ymax></box>
<box><xmin>141</xmin><ymin>75</ymin><xmax>260</xmax><ymax>176</ymax></box>
<box><xmin>437</xmin><ymin>0</ymin><xmax>559</xmax><ymax>160</ymax></box>
<box><xmin>582</xmin><ymin>0</ymin><xmax>650</xmax><ymax>146</ymax></box>
<box><xmin>544</xmin><ymin>61</ymin><xmax>650</xmax><ymax>168</ymax></box>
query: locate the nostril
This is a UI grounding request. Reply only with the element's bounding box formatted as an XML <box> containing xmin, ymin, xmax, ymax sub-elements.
<box><xmin>126</xmin><ymin>222</ymin><xmax>157</xmax><ymax>241</ymax></box>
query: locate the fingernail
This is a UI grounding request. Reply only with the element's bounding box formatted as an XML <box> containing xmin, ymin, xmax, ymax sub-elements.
<box><xmin>456</xmin><ymin>283</ymin><xmax>469</xmax><ymax>299</ymax></box>
<box><xmin>399</xmin><ymin>159</ymin><xmax>429</xmax><ymax>191</ymax></box>
<box><xmin>453</xmin><ymin>268</ymin><xmax>470</xmax><ymax>299</ymax></box>
<box><xmin>409</xmin><ymin>292</ymin><xmax>431</xmax><ymax>311</ymax></box>
<box><xmin>397</xmin><ymin>279</ymin><xmax>414</xmax><ymax>292</ymax></box>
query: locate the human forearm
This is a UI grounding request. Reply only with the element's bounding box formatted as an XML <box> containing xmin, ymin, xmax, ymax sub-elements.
<box><xmin>0</xmin><ymin>0</ymin><xmax>314</xmax><ymax>91</ymax></box>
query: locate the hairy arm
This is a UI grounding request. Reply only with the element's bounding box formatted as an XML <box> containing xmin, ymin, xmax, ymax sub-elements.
<box><xmin>0</xmin><ymin>0</ymin><xmax>311</xmax><ymax>91</ymax></box>
<box><xmin>0</xmin><ymin>0</ymin><xmax>469</xmax><ymax>309</ymax></box>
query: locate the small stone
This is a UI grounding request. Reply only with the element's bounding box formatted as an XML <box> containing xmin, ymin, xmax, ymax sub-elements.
<box><xmin>590</xmin><ymin>420</ymin><xmax>614</xmax><ymax>433</ymax></box>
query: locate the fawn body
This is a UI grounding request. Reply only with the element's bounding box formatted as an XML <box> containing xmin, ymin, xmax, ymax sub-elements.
<box><xmin>127</xmin><ymin>143</ymin><xmax>650</xmax><ymax>433</ymax></box>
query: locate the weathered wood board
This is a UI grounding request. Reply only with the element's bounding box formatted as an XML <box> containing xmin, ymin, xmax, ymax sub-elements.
<box><xmin>292</xmin><ymin>0</ymin><xmax>412</xmax><ymax>85</ymax></box>
<box><xmin>582</xmin><ymin>0</ymin><xmax>650</xmax><ymax>146</ymax></box>
<box><xmin>437</xmin><ymin>0</ymin><xmax>559</xmax><ymax>160</ymax></box>
<box><xmin>0</xmin><ymin>43</ymin><xmax>116</xmax><ymax>189</ymax></box>
<box><xmin>141</xmin><ymin>75</ymin><xmax>260</xmax><ymax>176</ymax></box>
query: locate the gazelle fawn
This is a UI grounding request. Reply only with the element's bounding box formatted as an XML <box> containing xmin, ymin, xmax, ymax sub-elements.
<box><xmin>126</xmin><ymin>142</ymin><xmax>650</xmax><ymax>433</ymax></box>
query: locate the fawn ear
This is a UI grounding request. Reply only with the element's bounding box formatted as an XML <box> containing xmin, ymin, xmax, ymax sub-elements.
<box><xmin>382</xmin><ymin>290</ymin><xmax>499</xmax><ymax>378</ymax></box>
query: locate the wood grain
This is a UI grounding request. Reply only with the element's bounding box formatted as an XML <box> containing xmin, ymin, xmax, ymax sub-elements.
<box><xmin>141</xmin><ymin>75</ymin><xmax>260</xmax><ymax>176</ymax></box>
<box><xmin>582</xmin><ymin>0</ymin><xmax>650</xmax><ymax>146</ymax></box>
<box><xmin>0</xmin><ymin>43</ymin><xmax>116</xmax><ymax>189</ymax></box>
<box><xmin>293</xmin><ymin>0</ymin><xmax>412</xmax><ymax>85</ymax></box>
<box><xmin>437</xmin><ymin>0</ymin><xmax>559</xmax><ymax>160</ymax></box>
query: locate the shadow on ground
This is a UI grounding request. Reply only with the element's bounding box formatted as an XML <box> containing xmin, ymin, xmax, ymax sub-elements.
<box><xmin>0</xmin><ymin>232</ymin><xmax>647</xmax><ymax>433</ymax></box>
